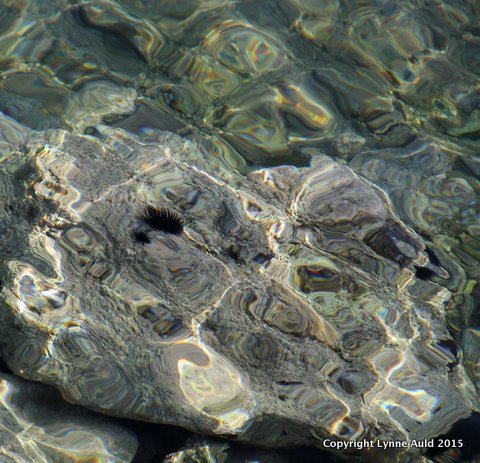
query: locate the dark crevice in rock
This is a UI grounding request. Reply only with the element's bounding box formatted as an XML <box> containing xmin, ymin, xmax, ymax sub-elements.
<box><xmin>253</xmin><ymin>252</ymin><xmax>273</xmax><ymax>265</ymax></box>
<box><xmin>415</xmin><ymin>266</ymin><xmax>437</xmax><ymax>280</ymax></box>
<box><xmin>425</xmin><ymin>245</ymin><xmax>441</xmax><ymax>267</ymax></box>
<box><xmin>437</xmin><ymin>339</ymin><xmax>460</xmax><ymax>370</ymax></box>
<box><xmin>225</xmin><ymin>244</ymin><xmax>241</xmax><ymax>262</ymax></box>
<box><xmin>0</xmin><ymin>358</ymin><xmax>13</xmax><ymax>375</ymax></box>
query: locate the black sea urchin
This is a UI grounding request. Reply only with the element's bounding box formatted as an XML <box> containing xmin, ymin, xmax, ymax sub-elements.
<box><xmin>139</xmin><ymin>205</ymin><xmax>183</xmax><ymax>235</ymax></box>
<box><xmin>132</xmin><ymin>230</ymin><xmax>151</xmax><ymax>244</ymax></box>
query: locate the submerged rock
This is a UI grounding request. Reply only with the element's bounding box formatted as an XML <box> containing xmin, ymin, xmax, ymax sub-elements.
<box><xmin>0</xmin><ymin>371</ymin><xmax>137</xmax><ymax>462</ymax></box>
<box><xmin>0</xmin><ymin>113</ymin><xmax>477</xmax><ymax>462</ymax></box>
<box><xmin>162</xmin><ymin>437</ymin><xmax>296</xmax><ymax>463</ymax></box>
<box><xmin>163</xmin><ymin>438</ymin><xmax>229</xmax><ymax>463</ymax></box>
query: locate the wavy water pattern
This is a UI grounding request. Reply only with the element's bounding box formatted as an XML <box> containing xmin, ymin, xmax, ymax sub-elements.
<box><xmin>0</xmin><ymin>0</ymin><xmax>479</xmax><ymax>462</ymax></box>
<box><xmin>0</xmin><ymin>372</ymin><xmax>137</xmax><ymax>462</ymax></box>
<box><xmin>0</xmin><ymin>118</ymin><xmax>476</xmax><ymax>463</ymax></box>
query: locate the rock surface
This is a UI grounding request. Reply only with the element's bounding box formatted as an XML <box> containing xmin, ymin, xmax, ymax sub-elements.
<box><xmin>162</xmin><ymin>437</ymin><xmax>299</xmax><ymax>463</ymax></box>
<box><xmin>0</xmin><ymin>113</ymin><xmax>478</xmax><ymax>462</ymax></box>
<box><xmin>0</xmin><ymin>371</ymin><xmax>137</xmax><ymax>462</ymax></box>
<box><xmin>163</xmin><ymin>438</ymin><xmax>229</xmax><ymax>463</ymax></box>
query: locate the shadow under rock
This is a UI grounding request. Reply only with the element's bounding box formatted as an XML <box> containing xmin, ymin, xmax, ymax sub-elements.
<box><xmin>426</xmin><ymin>412</ymin><xmax>480</xmax><ymax>462</ymax></box>
<box><xmin>113</xmin><ymin>418</ymin><xmax>190</xmax><ymax>463</ymax></box>
<box><xmin>114</xmin><ymin>415</ymin><xmax>340</xmax><ymax>463</ymax></box>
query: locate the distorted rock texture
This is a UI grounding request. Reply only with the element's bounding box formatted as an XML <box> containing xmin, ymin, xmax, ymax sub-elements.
<box><xmin>0</xmin><ymin>371</ymin><xmax>138</xmax><ymax>462</ymax></box>
<box><xmin>163</xmin><ymin>438</ymin><xmax>229</xmax><ymax>463</ymax></box>
<box><xmin>1</xmin><ymin>2</ymin><xmax>480</xmax><ymax>461</ymax></box>
<box><xmin>162</xmin><ymin>437</ymin><xmax>322</xmax><ymax>463</ymax></box>
<box><xmin>0</xmin><ymin>113</ymin><xmax>478</xmax><ymax>462</ymax></box>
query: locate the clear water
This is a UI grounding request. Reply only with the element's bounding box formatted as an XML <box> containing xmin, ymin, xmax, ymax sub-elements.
<box><xmin>1</xmin><ymin>1</ymin><xmax>480</xmax><ymax>462</ymax></box>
